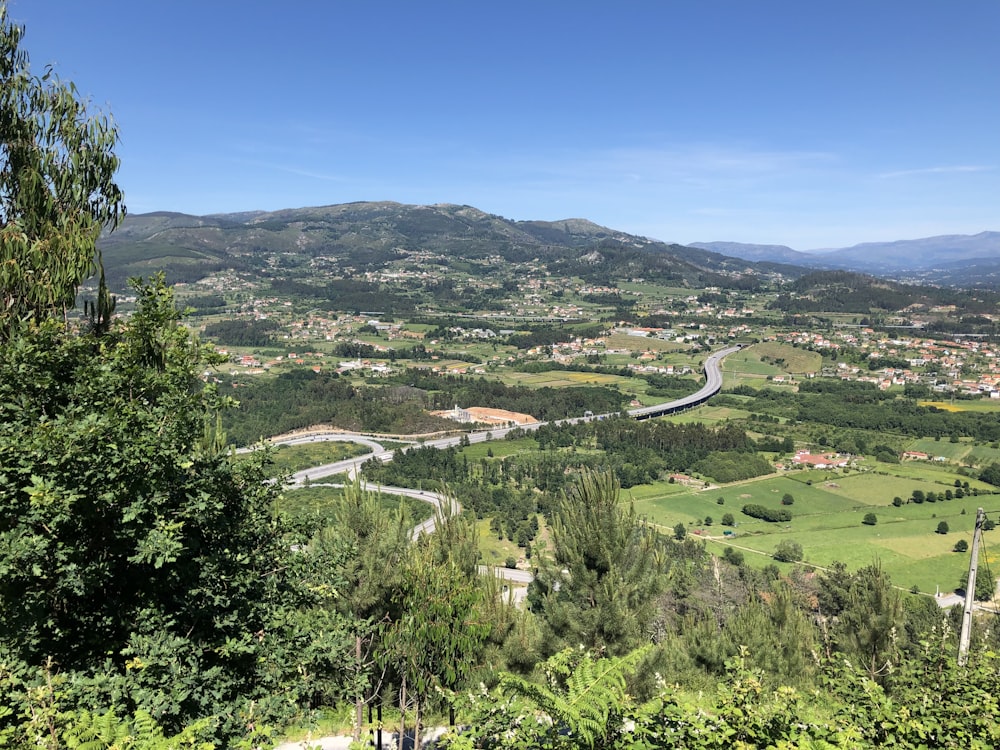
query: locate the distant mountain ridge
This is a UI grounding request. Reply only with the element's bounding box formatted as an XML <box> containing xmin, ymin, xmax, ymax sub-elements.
<box><xmin>96</xmin><ymin>201</ymin><xmax>999</xmax><ymax>290</ymax></box>
<box><xmin>692</xmin><ymin>231</ymin><xmax>1000</xmax><ymax>285</ymax></box>
<box><xmin>96</xmin><ymin>201</ymin><xmax>786</xmax><ymax>291</ymax></box>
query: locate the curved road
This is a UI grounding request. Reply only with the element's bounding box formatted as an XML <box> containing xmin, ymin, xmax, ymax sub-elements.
<box><xmin>264</xmin><ymin>345</ymin><xmax>738</xmax><ymax>579</ymax></box>
<box><xmin>283</xmin><ymin>345</ymin><xmax>738</xmax><ymax>482</ymax></box>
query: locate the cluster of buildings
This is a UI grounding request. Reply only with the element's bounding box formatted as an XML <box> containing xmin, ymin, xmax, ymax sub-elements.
<box><xmin>767</xmin><ymin>328</ymin><xmax>1000</xmax><ymax>397</ymax></box>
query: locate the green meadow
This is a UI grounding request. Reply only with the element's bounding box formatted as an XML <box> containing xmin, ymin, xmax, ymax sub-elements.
<box><xmin>634</xmin><ymin>468</ymin><xmax>1000</xmax><ymax>594</ymax></box>
<box><xmin>904</xmin><ymin>436</ymin><xmax>1000</xmax><ymax>467</ymax></box>
<box><xmin>262</xmin><ymin>440</ymin><xmax>372</xmax><ymax>474</ymax></box>
<box><xmin>663</xmin><ymin>405</ymin><xmax>754</xmax><ymax>425</ymax></box>
<box><xmin>275</xmin><ymin>484</ymin><xmax>433</xmax><ymax>527</ymax></box>
<box><xmin>460</xmin><ymin>437</ymin><xmax>539</xmax><ymax>460</ymax></box>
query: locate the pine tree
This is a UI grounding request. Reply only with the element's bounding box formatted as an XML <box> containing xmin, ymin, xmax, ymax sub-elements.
<box><xmin>531</xmin><ymin>470</ymin><xmax>668</xmax><ymax>655</ymax></box>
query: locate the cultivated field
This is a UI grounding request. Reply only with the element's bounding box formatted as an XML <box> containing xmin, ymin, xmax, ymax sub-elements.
<box><xmin>635</xmin><ymin>467</ymin><xmax>1000</xmax><ymax>595</ymax></box>
<box><xmin>721</xmin><ymin>342</ymin><xmax>822</xmax><ymax>384</ymax></box>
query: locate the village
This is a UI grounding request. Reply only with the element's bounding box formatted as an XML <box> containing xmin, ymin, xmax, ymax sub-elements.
<box><xmin>192</xmin><ymin>264</ymin><xmax>1000</xmax><ymax>401</ymax></box>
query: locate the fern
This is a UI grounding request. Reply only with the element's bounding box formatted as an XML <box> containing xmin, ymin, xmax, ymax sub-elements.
<box><xmin>60</xmin><ymin>708</ymin><xmax>215</xmax><ymax>749</ymax></box>
<box><xmin>62</xmin><ymin>709</ymin><xmax>134</xmax><ymax>749</ymax></box>
<box><xmin>499</xmin><ymin>646</ymin><xmax>650</xmax><ymax>749</ymax></box>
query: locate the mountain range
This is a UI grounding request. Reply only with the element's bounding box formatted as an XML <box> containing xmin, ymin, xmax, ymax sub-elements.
<box><xmin>691</xmin><ymin>232</ymin><xmax>1000</xmax><ymax>286</ymax></box>
<box><xmin>95</xmin><ymin>201</ymin><xmax>789</xmax><ymax>291</ymax></box>
<box><xmin>96</xmin><ymin>201</ymin><xmax>1000</xmax><ymax>290</ymax></box>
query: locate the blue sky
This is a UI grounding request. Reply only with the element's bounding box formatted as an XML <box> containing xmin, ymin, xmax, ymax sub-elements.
<box><xmin>12</xmin><ymin>1</ymin><xmax>1000</xmax><ymax>249</ymax></box>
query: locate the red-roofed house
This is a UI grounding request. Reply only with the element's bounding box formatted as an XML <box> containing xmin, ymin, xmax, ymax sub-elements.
<box><xmin>792</xmin><ymin>450</ymin><xmax>848</xmax><ymax>468</ymax></box>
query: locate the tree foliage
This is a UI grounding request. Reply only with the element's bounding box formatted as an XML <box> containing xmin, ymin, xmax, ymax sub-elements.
<box><xmin>0</xmin><ymin>5</ymin><xmax>125</xmax><ymax>337</ymax></box>
<box><xmin>380</xmin><ymin>502</ymin><xmax>491</xmax><ymax>743</ymax></box>
<box><xmin>773</xmin><ymin>540</ymin><xmax>803</xmax><ymax>563</ymax></box>
<box><xmin>530</xmin><ymin>471</ymin><xmax>668</xmax><ymax>656</ymax></box>
<box><xmin>742</xmin><ymin>503</ymin><xmax>792</xmax><ymax>523</ymax></box>
<box><xmin>824</xmin><ymin>563</ymin><xmax>906</xmax><ymax>683</ymax></box>
<box><xmin>0</xmin><ymin>279</ymin><xmax>305</xmax><ymax>742</ymax></box>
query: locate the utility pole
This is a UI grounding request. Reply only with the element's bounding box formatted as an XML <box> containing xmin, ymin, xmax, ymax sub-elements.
<box><xmin>958</xmin><ymin>507</ymin><xmax>986</xmax><ymax>666</ymax></box>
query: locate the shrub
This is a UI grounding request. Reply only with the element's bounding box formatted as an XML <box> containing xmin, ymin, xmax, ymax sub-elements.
<box><xmin>723</xmin><ymin>547</ymin><xmax>744</xmax><ymax>566</ymax></box>
<box><xmin>862</xmin><ymin>512</ymin><xmax>877</xmax><ymax>526</ymax></box>
<box><xmin>773</xmin><ymin>540</ymin><xmax>803</xmax><ymax>563</ymax></box>
<box><xmin>742</xmin><ymin>503</ymin><xmax>792</xmax><ymax>523</ymax></box>
<box><xmin>936</xmin><ymin>521</ymin><xmax>949</xmax><ymax>534</ymax></box>
<box><xmin>953</xmin><ymin>539</ymin><xmax>969</xmax><ymax>553</ymax></box>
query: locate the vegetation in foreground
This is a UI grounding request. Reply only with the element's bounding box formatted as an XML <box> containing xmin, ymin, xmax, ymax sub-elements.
<box><xmin>6</xmin><ymin>6</ymin><xmax>1000</xmax><ymax>748</ymax></box>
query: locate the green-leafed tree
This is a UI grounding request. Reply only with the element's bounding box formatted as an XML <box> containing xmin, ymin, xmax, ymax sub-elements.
<box><xmin>0</xmin><ymin>278</ymin><xmax>299</xmax><ymax>742</ymax></box>
<box><xmin>773</xmin><ymin>540</ymin><xmax>803</xmax><ymax>563</ymax></box>
<box><xmin>314</xmin><ymin>480</ymin><xmax>412</xmax><ymax>742</ymax></box>
<box><xmin>0</xmin><ymin>4</ymin><xmax>125</xmax><ymax>339</ymax></box>
<box><xmin>0</xmin><ymin>11</ymin><xmax>348</xmax><ymax>742</ymax></box>
<box><xmin>530</xmin><ymin>470</ymin><xmax>668</xmax><ymax>656</ymax></box>
<box><xmin>975</xmin><ymin>572</ymin><xmax>996</xmax><ymax>602</ymax></box>
<box><xmin>381</xmin><ymin>503</ymin><xmax>491</xmax><ymax>749</ymax></box>
<box><xmin>980</xmin><ymin>463</ymin><xmax>1000</xmax><ymax>487</ymax></box>
<box><xmin>720</xmin><ymin>583</ymin><xmax>816</xmax><ymax>686</ymax></box>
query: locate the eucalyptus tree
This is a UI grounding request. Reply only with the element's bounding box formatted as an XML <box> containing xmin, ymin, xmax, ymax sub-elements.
<box><xmin>0</xmin><ymin>8</ymin><xmax>354</xmax><ymax>743</ymax></box>
<box><xmin>0</xmin><ymin>277</ymin><xmax>305</xmax><ymax>742</ymax></box>
<box><xmin>0</xmin><ymin>3</ymin><xmax>125</xmax><ymax>337</ymax></box>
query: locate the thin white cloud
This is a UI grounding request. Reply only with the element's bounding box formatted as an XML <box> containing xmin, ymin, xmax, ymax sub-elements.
<box><xmin>439</xmin><ymin>144</ymin><xmax>840</xmax><ymax>199</ymax></box>
<box><xmin>878</xmin><ymin>165</ymin><xmax>993</xmax><ymax>179</ymax></box>
<box><xmin>225</xmin><ymin>156</ymin><xmax>350</xmax><ymax>183</ymax></box>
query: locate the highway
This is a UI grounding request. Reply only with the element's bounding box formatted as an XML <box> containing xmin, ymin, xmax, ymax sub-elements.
<box><xmin>627</xmin><ymin>345</ymin><xmax>738</xmax><ymax>419</ymax></box>
<box><xmin>261</xmin><ymin>345</ymin><xmax>738</xmax><ymax>583</ymax></box>
<box><xmin>284</xmin><ymin>344</ymin><xmax>739</xmax><ymax>482</ymax></box>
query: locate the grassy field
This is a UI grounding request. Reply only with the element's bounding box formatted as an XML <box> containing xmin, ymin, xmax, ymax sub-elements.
<box><xmin>477</xmin><ymin>519</ymin><xmax>528</xmax><ymax>567</ymax></box>
<box><xmin>722</xmin><ymin>352</ymin><xmax>783</xmax><ymax>378</ymax></box>
<box><xmin>262</xmin><ymin>441</ymin><xmax>372</xmax><ymax>474</ymax></box>
<box><xmin>460</xmin><ymin>437</ymin><xmax>538</xmax><ymax>460</ymax></box>
<box><xmin>500</xmin><ymin>370</ymin><xmax>630</xmax><ymax>388</ymax></box>
<box><xmin>748</xmin><ymin>342</ymin><xmax>823</xmax><ymax>374</ymax></box>
<box><xmin>904</xmin><ymin>437</ymin><xmax>974</xmax><ymax>461</ymax></box>
<box><xmin>632</xmin><ymin>467</ymin><xmax>1000</xmax><ymax>594</ymax></box>
<box><xmin>274</xmin><ymin>485</ymin><xmax>433</xmax><ymax>526</ymax></box>
<box><xmin>966</xmin><ymin>445</ymin><xmax>1000</xmax><ymax>466</ymax></box>
<box><xmin>476</xmin><ymin>516</ymin><xmax>550</xmax><ymax>569</ymax></box>
<box><xmin>902</xmin><ymin>437</ymin><xmax>1000</xmax><ymax>468</ymax></box>
<box><xmin>920</xmin><ymin>399</ymin><xmax>1000</xmax><ymax>413</ymax></box>
<box><xmin>721</xmin><ymin>342</ymin><xmax>822</xmax><ymax>381</ymax></box>
<box><xmin>664</xmin><ymin>405</ymin><xmax>754</xmax><ymax>425</ymax></box>
<box><xmin>604</xmin><ymin>332</ymin><xmax>689</xmax><ymax>352</ymax></box>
